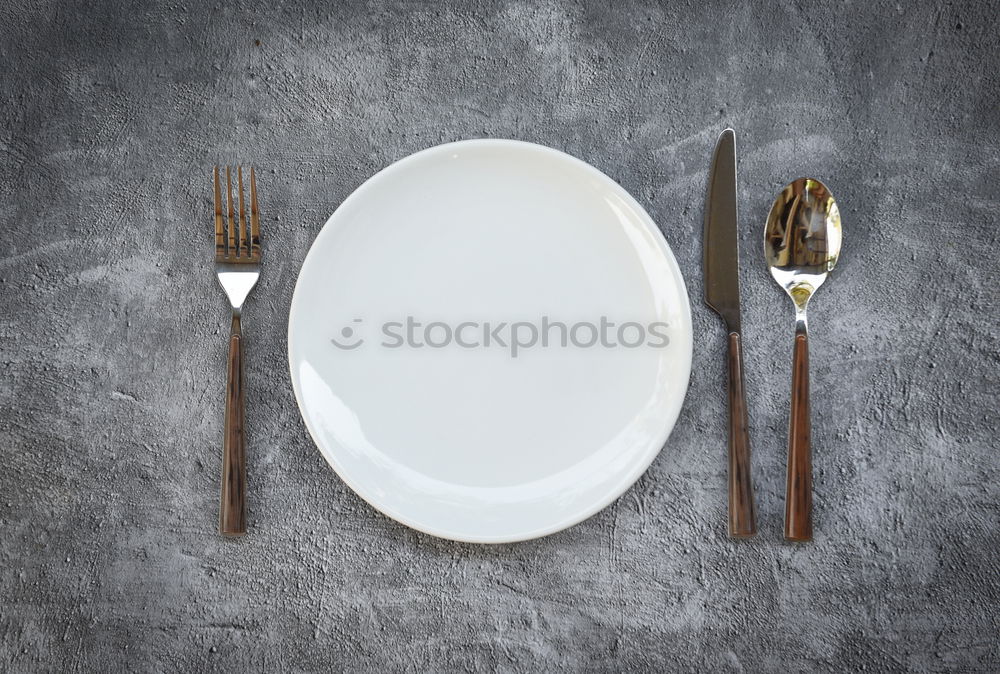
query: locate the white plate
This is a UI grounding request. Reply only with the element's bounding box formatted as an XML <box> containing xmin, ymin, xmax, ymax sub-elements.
<box><xmin>288</xmin><ymin>139</ymin><xmax>692</xmax><ymax>543</ymax></box>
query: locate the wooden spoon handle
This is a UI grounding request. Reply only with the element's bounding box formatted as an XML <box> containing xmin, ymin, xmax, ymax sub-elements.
<box><xmin>726</xmin><ymin>332</ymin><xmax>756</xmax><ymax>538</ymax></box>
<box><xmin>784</xmin><ymin>330</ymin><xmax>812</xmax><ymax>541</ymax></box>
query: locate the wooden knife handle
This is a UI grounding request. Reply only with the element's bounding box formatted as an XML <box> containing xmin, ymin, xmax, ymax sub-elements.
<box><xmin>726</xmin><ymin>332</ymin><xmax>757</xmax><ymax>538</ymax></box>
<box><xmin>220</xmin><ymin>312</ymin><xmax>247</xmax><ymax>536</ymax></box>
<box><xmin>784</xmin><ymin>331</ymin><xmax>812</xmax><ymax>541</ymax></box>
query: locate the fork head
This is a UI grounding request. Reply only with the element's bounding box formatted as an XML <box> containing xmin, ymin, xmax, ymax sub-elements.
<box><xmin>214</xmin><ymin>166</ymin><xmax>261</xmax><ymax>311</ymax></box>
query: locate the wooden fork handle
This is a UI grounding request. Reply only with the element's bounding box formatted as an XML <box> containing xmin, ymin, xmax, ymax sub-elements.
<box><xmin>220</xmin><ymin>312</ymin><xmax>247</xmax><ymax>536</ymax></box>
<box><xmin>784</xmin><ymin>331</ymin><xmax>812</xmax><ymax>542</ymax></box>
<box><xmin>726</xmin><ymin>332</ymin><xmax>757</xmax><ymax>538</ymax></box>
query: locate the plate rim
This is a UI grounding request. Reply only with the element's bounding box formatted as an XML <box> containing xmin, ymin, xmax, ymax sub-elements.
<box><xmin>287</xmin><ymin>138</ymin><xmax>692</xmax><ymax>543</ymax></box>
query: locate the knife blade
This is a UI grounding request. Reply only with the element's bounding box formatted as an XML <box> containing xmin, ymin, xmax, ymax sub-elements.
<box><xmin>703</xmin><ymin>128</ymin><xmax>757</xmax><ymax>538</ymax></box>
<box><xmin>704</xmin><ymin>128</ymin><xmax>742</xmax><ymax>333</ymax></box>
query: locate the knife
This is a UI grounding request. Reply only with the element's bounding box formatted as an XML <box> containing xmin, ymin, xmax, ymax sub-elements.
<box><xmin>704</xmin><ymin>128</ymin><xmax>757</xmax><ymax>538</ymax></box>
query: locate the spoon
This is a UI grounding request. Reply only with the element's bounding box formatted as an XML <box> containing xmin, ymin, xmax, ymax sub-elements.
<box><xmin>764</xmin><ymin>177</ymin><xmax>842</xmax><ymax>542</ymax></box>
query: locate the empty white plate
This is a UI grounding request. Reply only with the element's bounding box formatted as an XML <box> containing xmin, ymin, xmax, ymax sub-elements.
<box><xmin>288</xmin><ymin>139</ymin><xmax>692</xmax><ymax>543</ymax></box>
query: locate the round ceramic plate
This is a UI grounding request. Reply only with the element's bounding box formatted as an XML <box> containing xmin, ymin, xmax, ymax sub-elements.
<box><xmin>288</xmin><ymin>139</ymin><xmax>691</xmax><ymax>543</ymax></box>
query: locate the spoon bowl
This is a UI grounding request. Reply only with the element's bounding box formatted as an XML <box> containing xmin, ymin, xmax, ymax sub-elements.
<box><xmin>764</xmin><ymin>177</ymin><xmax>842</xmax><ymax>542</ymax></box>
<box><xmin>765</xmin><ymin>178</ymin><xmax>842</xmax><ymax>310</ymax></box>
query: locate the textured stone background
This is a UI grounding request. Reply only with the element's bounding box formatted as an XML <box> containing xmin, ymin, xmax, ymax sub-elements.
<box><xmin>1</xmin><ymin>0</ymin><xmax>997</xmax><ymax>671</ymax></box>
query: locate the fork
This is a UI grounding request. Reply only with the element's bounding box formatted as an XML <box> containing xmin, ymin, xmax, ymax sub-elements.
<box><xmin>213</xmin><ymin>166</ymin><xmax>261</xmax><ymax>536</ymax></box>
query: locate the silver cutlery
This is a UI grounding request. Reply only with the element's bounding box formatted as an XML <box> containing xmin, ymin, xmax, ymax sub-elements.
<box><xmin>213</xmin><ymin>166</ymin><xmax>261</xmax><ymax>536</ymax></box>
<box><xmin>704</xmin><ymin>129</ymin><xmax>757</xmax><ymax>538</ymax></box>
<box><xmin>764</xmin><ymin>177</ymin><xmax>841</xmax><ymax>542</ymax></box>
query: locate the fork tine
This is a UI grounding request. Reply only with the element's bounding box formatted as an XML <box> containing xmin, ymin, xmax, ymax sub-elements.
<box><xmin>225</xmin><ymin>166</ymin><xmax>237</xmax><ymax>255</ymax></box>
<box><xmin>214</xmin><ymin>167</ymin><xmax>225</xmax><ymax>259</ymax></box>
<box><xmin>237</xmin><ymin>166</ymin><xmax>249</xmax><ymax>259</ymax></box>
<box><xmin>249</xmin><ymin>166</ymin><xmax>261</xmax><ymax>258</ymax></box>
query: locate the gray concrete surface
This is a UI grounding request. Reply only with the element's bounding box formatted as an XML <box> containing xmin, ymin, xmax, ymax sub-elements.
<box><xmin>1</xmin><ymin>0</ymin><xmax>998</xmax><ymax>671</ymax></box>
